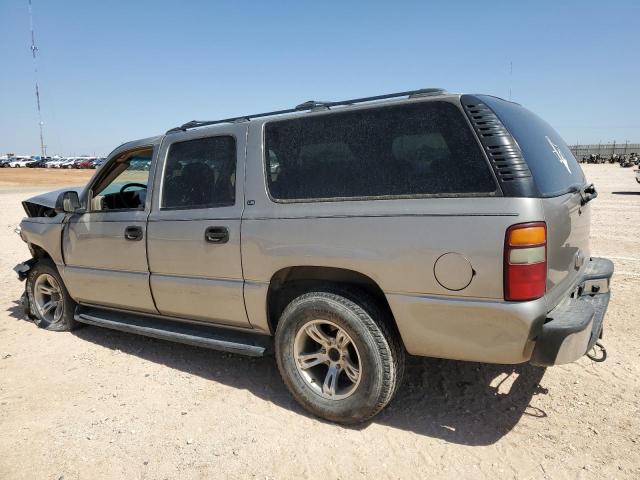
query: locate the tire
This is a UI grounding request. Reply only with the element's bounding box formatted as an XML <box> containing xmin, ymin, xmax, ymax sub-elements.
<box><xmin>26</xmin><ymin>259</ymin><xmax>78</xmax><ymax>331</ymax></box>
<box><xmin>275</xmin><ymin>289</ymin><xmax>405</xmax><ymax>424</ymax></box>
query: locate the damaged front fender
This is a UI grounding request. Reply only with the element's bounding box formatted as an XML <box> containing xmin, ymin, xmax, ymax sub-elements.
<box><xmin>14</xmin><ymin>259</ymin><xmax>37</xmax><ymax>319</ymax></box>
<box><xmin>14</xmin><ymin>258</ymin><xmax>38</xmax><ymax>281</ymax></box>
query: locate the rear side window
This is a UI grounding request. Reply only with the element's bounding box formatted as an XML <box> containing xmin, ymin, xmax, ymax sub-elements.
<box><xmin>162</xmin><ymin>136</ymin><xmax>236</xmax><ymax>209</ymax></box>
<box><xmin>264</xmin><ymin>101</ymin><xmax>496</xmax><ymax>200</ymax></box>
<box><xmin>479</xmin><ymin>96</ymin><xmax>586</xmax><ymax>196</ymax></box>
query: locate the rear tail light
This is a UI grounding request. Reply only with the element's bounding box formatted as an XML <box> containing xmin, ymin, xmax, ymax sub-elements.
<box><xmin>504</xmin><ymin>222</ymin><xmax>547</xmax><ymax>301</ymax></box>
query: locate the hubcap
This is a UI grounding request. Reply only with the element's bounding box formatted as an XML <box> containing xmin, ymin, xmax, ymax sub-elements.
<box><xmin>33</xmin><ymin>273</ymin><xmax>63</xmax><ymax>324</ymax></box>
<box><xmin>293</xmin><ymin>320</ymin><xmax>362</xmax><ymax>400</ymax></box>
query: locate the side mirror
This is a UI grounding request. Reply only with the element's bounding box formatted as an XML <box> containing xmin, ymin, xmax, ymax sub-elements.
<box><xmin>55</xmin><ymin>191</ymin><xmax>82</xmax><ymax>213</ymax></box>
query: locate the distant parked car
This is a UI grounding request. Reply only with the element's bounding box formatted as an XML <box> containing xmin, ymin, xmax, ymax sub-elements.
<box><xmin>59</xmin><ymin>158</ymin><xmax>79</xmax><ymax>169</ymax></box>
<box><xmin>45</xmin><ymin>159</ymin><xmax>65</xmax><ymax>168</ymax></box>
<box><xmin>26</xmin><ymin>158</ymin><xmax>48</xmax><ymax>168</ymax></box>
<box><xmin>75</xmin><ymin>159</ymin><xmax>95</xmax><ymax>169</ymax></box>
<box><xmin>8</xmin><ymin>158</ymin><xmax>36</xmax><ymax>168</ymax></box>
<box><xmin>0</xmin><ymin>158</ymin><xmax>12</xmax><ymax>168</ymax></box>
<box><xmin>129</xmin><ymin>159</ymin><xmax>150</xmax><ymax>170</ymax></box>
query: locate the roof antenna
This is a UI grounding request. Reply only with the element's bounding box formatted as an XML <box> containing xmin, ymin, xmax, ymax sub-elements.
<box><xmin>508</xmin><ymin>60</ymin><xmax>513</xmax><ymax>101</ymax></box>
<box><xmin>28</xmin><ymin>0</ymin><xmax>46</xmax><ymax>158</ymax></box>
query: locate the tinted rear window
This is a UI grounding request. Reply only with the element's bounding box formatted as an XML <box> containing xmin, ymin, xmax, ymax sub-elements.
<box><xmin>479</xmin><ymin>96</ymin><xmax>585</xmax><ymax>196</ymax></box>
<box><xmin>264</xmin><ymin>101</ymin><xmax>496</xmax><ymax>200</ymax></box>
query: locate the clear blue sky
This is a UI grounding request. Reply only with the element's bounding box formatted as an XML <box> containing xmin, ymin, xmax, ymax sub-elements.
<box><xmin>1</xmin><ymin>0</ymin><xmax>639</xmax><ymax>156</ymax></box>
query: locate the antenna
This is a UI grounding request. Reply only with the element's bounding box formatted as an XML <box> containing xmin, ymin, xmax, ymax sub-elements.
<box><xmin>508</xmin><ymin>61</ymin><xmax>513</xmax><ymax>101</ymax></box>
<box><xmin>28</xmin><ymin>0</ymin><xmax>46</xmax><ymax>158</ymax></box>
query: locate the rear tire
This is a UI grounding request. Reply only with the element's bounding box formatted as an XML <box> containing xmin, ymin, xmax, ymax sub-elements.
<box><xmin>275</xmin><ymin>289</ymin><xmax>405</xmax><ymax>424</ymax></box>
<box><xmin>26</xmin><ymin>259</ymin><xmax>78</xmax><ymax>331</ymax></box>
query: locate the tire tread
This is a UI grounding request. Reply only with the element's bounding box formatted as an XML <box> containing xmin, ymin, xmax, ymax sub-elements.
<box><xmin>276</xmin><ymin>287</ymin><xmax>405</xmax><ymax>423</ymax></box>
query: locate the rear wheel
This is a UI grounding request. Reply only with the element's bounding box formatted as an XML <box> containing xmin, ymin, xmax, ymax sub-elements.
<box><xmin>275</xmin><ymin>290</ymin><xmax>404</xmax><ymax>424</ymax></box>
<box><xmin>27</xmin><ymin>259</ymin><xmax>78</xmax><ymax>331</ymax></box>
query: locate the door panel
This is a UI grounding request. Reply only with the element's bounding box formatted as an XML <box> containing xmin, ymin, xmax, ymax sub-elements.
<box><xmin>150</xmin><ymin>275</ymin><xmax>246</xmax><ymax>324</ymax></box>
<box><xmin>63</xmin><ymin>266</ymin><xmax>155</xmax><ymax>312</ymax></box>
<box><xmin>147</xmin><ymin>217</ymin><xmax>246</xmax><ymax>325</ymax></box>
<box><xmin>147</xmin><ymin>219</ymin><xmax>242</xmax><ymax>278</ymax></box>
<box><xmin>60</xmin><ymin>141</ymin><xmax>159</xmax><ymax>314</ymax></box>
<box><xmin>62</xmin><ymin>210</ymin><xmax>157</xmax><ymax>313</ymax></box>
<box><xmin>147</xmin><ymin>126</ymin><xmax>249</xmax><ymax>327</ymax></box>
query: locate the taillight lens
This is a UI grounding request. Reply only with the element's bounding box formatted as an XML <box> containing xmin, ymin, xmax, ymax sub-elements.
<box><xmin>504</xmin><ymin>222</ymin><xmax>547</xmax><ymax>301</ymax></box>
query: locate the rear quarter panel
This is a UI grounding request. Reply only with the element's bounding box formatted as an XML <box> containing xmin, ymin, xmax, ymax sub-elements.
<box><xmin>241</xmin><ymin>197</ymin><xmax>544</xmax><ymax>299</ymax></box>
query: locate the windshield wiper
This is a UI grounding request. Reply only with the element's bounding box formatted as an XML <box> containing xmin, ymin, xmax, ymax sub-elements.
<box><xmin>580</xmin><ymin>183</ymin><xmax>597</xmax><ymax>205</ymax></box>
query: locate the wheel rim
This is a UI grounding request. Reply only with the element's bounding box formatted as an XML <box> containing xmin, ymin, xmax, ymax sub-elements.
<box><xmin>293</xmin><ymin>319</ymin><xmax>362</xmax><ymax>400</ymax></box>
<box><xmin>33</xmin><ymin>273</ymin><xmax>64</xmax><ymax>324</ymax></box>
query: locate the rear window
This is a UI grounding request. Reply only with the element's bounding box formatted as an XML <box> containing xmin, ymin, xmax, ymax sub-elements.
<box><xmin>479</xmin><ymin>96</ymin><xmax>586</xmax><ymax>196</ymax></box>
<box><xmin>264</xmin><ymin>101</ymin><xmax>496</xmax><ymax>201</ymax></box>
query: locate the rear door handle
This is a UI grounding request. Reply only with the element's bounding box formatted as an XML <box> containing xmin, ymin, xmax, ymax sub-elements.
<box><xmin>124</xmin><ymin>226</ymin><xmax>143</xmax><ymax>241</ymax></box>
<box><xmin>205</xmin><ymin>226</ymin><xmax>229</xmax><ymax>244</ymax></box>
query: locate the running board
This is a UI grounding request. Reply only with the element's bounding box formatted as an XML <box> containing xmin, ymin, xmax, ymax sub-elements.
<box><xmin>74</xmin><ymin>307</ymin><xmax>271</xmax><ymax>357</ymax></box>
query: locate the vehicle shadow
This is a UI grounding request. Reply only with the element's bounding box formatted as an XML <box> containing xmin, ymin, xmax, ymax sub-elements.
<box><xmin>6</xmin><ymin>299</ymin><xmax>26</xmax><ymax>321</ymax></box>
<box><xmin>6</xmin><ymin>300</ymin><xmax>548</xmax><ymax>446</ymax></box>
<box><xmin>612</xmin><ymin>191</ymin><xmax>640</xmax><ymax>195</ymax></box>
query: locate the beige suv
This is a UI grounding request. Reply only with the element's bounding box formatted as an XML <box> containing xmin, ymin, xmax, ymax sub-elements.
<box><xmin>15</xmin><ymin>88</ymin><xmax>613</xmax><ymax>423</ymax></box>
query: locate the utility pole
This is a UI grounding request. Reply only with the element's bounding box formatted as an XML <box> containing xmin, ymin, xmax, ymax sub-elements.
<box><xmin>28</xmin><ymin>0</ymin><xmax>46</xmax><ymax>158</ymax></box>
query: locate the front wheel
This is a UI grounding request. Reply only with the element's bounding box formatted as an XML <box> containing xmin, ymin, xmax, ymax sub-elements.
<box><xmin>26</xmin><ymin>259</ymin><xmax>78</xmax><ymax>331</ymax></box>
<box><xmin>275</xmin><ymin>290</ymin><xmax>404</xmax><ymax>424</ymax></box>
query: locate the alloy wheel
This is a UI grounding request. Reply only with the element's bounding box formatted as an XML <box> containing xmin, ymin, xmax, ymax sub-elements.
<box><xmin>293</xmin><ymin>320</ymin><xmax>362</xmax><ymax>400</ymax></box>
<box><xmin>33</xmin><ymin>273</ymin><xmax>64</xmax><ymax>325</ymax></box>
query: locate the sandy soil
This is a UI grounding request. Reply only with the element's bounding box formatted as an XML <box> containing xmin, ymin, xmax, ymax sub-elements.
<box><xmin>0</xmin><ymin>164</ymin><xmax>639</xmax><ymax>479</ymax></box>
<box><xmin>0</xmin><ymin>168</ymin><xmax>94</xmax><ymax>187</ymax></box>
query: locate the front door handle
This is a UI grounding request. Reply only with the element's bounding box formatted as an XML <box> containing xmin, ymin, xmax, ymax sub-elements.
<box><xmin>124</xmin><ymin>226</ymin><xmax>143</xmax><ymax>241</ymax></box>
<box><xmin>205</xmin><ymin>226</ymin><xmax>229</xmax><ymax>244</ymax></box>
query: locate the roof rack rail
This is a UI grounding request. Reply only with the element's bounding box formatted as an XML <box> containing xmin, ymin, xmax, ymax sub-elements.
<box><xmin>166</xmin><ymin>87</ymin><xmax>447</xmax><ymax>134</ymax></box>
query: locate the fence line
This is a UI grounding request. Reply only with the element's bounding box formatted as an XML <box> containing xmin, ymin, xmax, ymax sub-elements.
<box><xmin>569</xmin><ymin>143</ymin><xmax>640</xmax><ymax>158</ymax></box>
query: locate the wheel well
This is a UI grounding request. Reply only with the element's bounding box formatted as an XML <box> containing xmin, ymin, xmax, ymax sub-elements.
<box><xmin>29</xmin><ymin>244</ymin><xmax>53</xmax><ymax>261</ymax></box>
<box><xmin>266</xmin><ymin>266</ymin><xmax>397</xmax><ymax>334</ymax></box>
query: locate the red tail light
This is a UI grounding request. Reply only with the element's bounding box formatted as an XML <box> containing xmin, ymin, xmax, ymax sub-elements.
<box><xmin>504</xmin><ymin>222</ymin><xmax>547</xmax><ymax>301</ymax></box>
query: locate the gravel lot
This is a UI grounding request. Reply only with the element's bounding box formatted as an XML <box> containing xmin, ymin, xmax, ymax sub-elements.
<box><xmin>1</xmin><ymin>164</ymin><xmax>639</xmax><ymax>479</ymax></box>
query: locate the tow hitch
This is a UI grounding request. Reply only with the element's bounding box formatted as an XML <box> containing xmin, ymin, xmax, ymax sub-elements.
<box><xmin>586</xmin><ymin>340</ymin><xmax>607</xmax><ymax>362</ymax></box>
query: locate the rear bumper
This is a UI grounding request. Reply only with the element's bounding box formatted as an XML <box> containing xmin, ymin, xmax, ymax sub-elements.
<box><xmin>530</xmin><ymin>257</ymin><xmax>614</xmax><ymax>366</ymax></box>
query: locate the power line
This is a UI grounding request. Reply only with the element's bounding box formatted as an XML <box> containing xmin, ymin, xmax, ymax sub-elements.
<box><xmin>28</xmin><ymin>0</ymin><xmax>46</xmax><ymax>158</ymax></box>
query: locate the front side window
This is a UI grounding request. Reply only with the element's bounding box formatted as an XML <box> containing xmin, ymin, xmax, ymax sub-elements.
<box><xmin>162</xmin><ymin>136</ymin><xmax>236</xmax><ymax>209</ymax></box>
<box><xmin>90</xmin><ymin>148</ymin><xmax>152</xmax><ymax>211</ymax></box>
<box><xmin>264</xmin><ymin>101</ymin><xmax>496</xmax><ymax>201</ymax></box>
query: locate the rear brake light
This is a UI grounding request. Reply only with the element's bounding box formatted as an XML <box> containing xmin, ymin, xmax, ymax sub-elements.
<box><xmin>504</xmin><ymin>222</ymin><xmax>547</xmax><ymax>301</ymax></box>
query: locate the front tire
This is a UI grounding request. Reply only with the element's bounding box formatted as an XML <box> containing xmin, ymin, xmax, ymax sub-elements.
<box><xmin>26</xmin><ymin>259</ymin><xmax>78</xmax><ymax>331</ymax></box>
<box><xmin>275</xmin><ymin>290</ymin><xmax>404</xmax><ymax>424</ymax></box>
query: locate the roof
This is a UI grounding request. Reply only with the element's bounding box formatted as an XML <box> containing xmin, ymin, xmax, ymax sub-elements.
<box><xmin>165</xmin><ymin>88</ymin><xmax>452</xmax><ymax>135</ymax></box>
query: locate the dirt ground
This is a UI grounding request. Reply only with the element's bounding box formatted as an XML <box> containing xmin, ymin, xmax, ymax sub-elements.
<box><xmin>0</xmin><ymin>164</ymin><xmax>639</xmax><ymax>479</ymax></box>
<box><xmin>0</xmin><ymin>168</ymin><xmax>94</xmax><ymax>187</ymax></box>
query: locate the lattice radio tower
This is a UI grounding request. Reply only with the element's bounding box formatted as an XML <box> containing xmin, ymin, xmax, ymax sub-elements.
<box><xmin>28</xmin><ymin>0</ymin><xmax>46</xmax><ymax>158</ymax></box>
